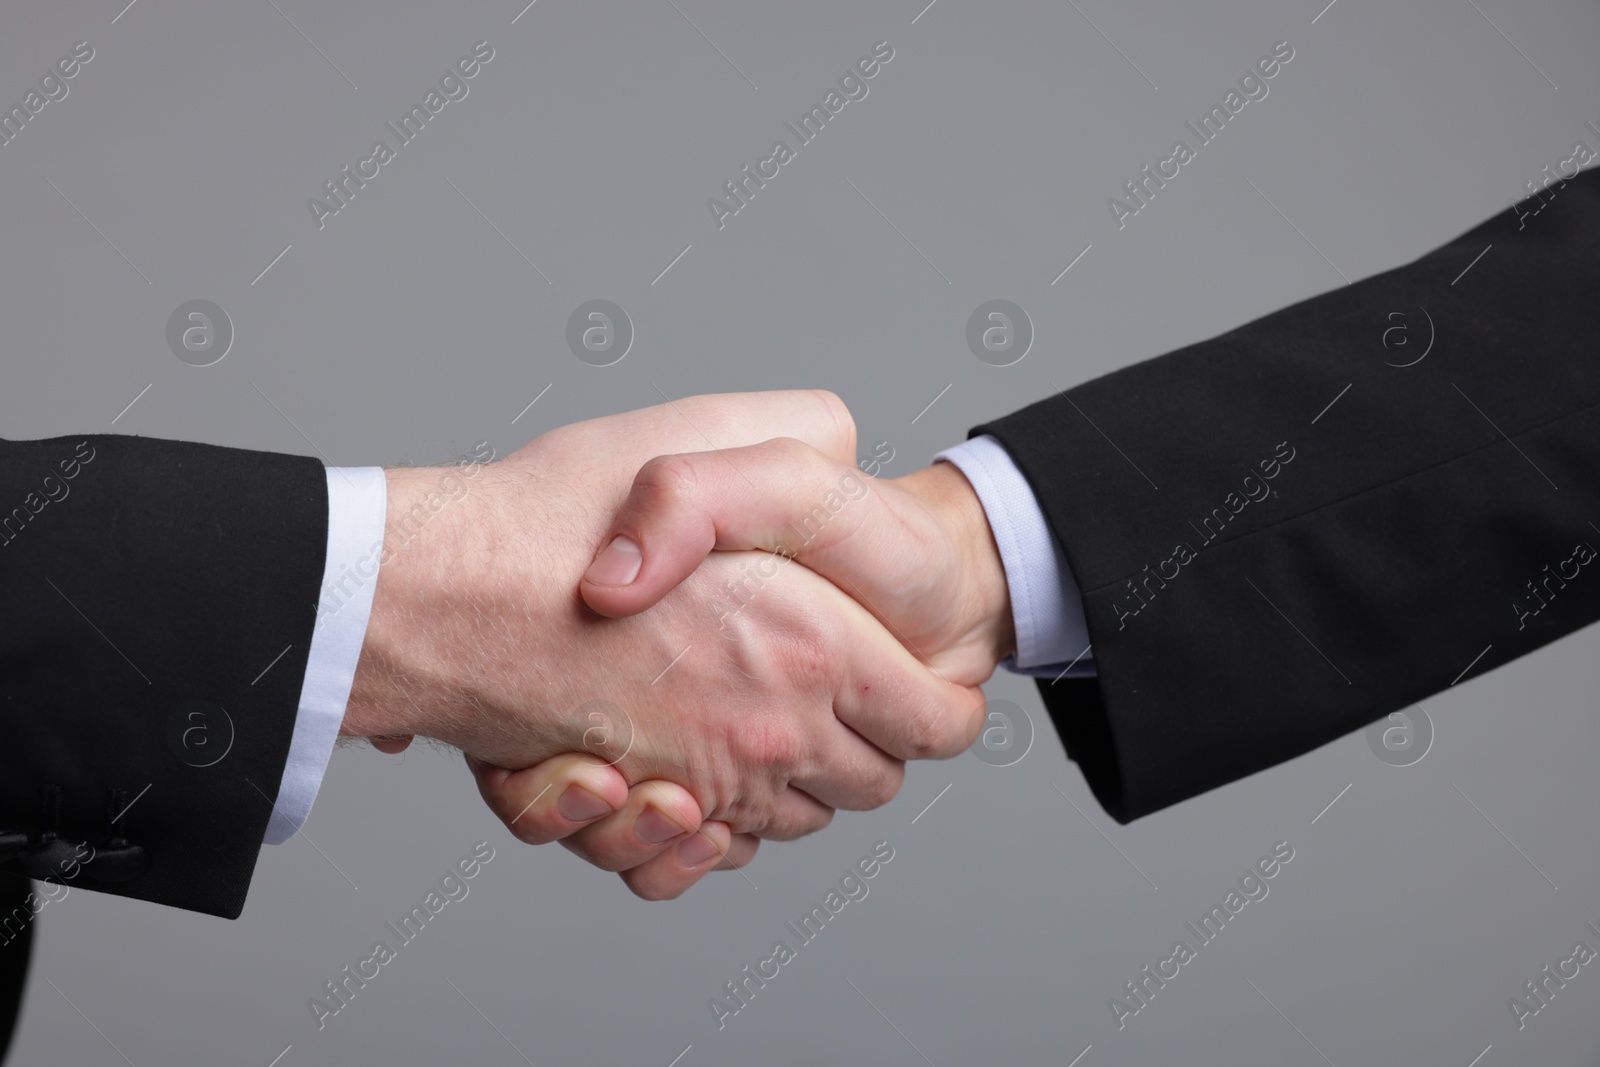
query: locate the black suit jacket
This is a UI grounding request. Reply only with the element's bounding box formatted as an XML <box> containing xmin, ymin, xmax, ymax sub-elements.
<box><xmin>0</xmin><ymin>172</ymin><xmax>1595</xmax><ymax>1058</ymax></box>
<box><xmin>981</xmin><ymin>168</ymin><xmax>1600</xmax><ymax>824</ymax></box>
<box><xmin>0</xmin><ymin>435</ymin><xmax>326</xmax><ymax>1058</ymax></box>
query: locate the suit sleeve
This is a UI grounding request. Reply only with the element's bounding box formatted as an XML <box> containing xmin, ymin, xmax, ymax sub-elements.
<box><xmin>978</xmin><ymin>168</ymin><xmax>1600</xmax><ymax>823</ymax></box>
<box><xmin>0</xmin><ymin>435</ymin><xmax>327</xmax><ymax>918</ymax></box>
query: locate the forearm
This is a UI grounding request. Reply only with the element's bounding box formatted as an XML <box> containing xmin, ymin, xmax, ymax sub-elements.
<box><xmin>979</xmin><ymin>168</ymin><xmax>1600</xmax><ymax>821</ymax></box>
<box><xmin>342</xmin><ymin>461</ymin><xmax>572</xmax><ymax>763</ymax></box>
<box><xmin>0</xmin><ymin>434</ymin><xmax>326</xmax><ymax>916</ymax></box>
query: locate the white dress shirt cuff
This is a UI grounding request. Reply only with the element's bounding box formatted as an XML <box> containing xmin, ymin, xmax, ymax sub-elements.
<box><xmin>264</xmin><ymin>466</ymin><xmax>387</xmax><ymax>844</ymax></box>
<box><xmin>934</xmin><ymin>436</ymin><xmax>1096</xmax><ymax>679</ymax></box>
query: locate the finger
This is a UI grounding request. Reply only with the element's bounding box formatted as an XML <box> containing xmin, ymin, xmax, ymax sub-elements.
<box><xmin>837</xmin><ymin>675</ymin><xmax>986</xmax><ymax>763</ymax></box>
<box><xmin>562</xmin><ymin>779</ymin><xmax>705</xmax><ymax>873</ymax></box>
<box><xmin>829</xmin><ymin>603</ymin><xmax>987</xmax><ymax>762</ymax></box>
<box><xmin>567</xmin><ymin>389</ymin><xmax>857</xmax><ymax>484</ymax></box>
<box><xmin>370</xmin><ymin>734</ymin><xmax>413</xmax><ymax>754</ymax></box>
<box><xmin>468</xmin><ymin>753</ymin><xmax>629</xmax><ymax>846</ymax></box>
<box><xmin>715</xmin><ymin>833</ymin><xmax>760</xmax><ymax>871</ymax></box>
<box><xmin>751</xmin><ymin>786</ymin><xmax>835</xmax><ymax>841</ymax></box>
<box><xmin>583</xmin><ymin>438</ymin><xmax>877</xmax><ymax>618</ymax></box>
<box><xmin>616</xmin><ymin>820</ymin><xmax>735</xmax><ymax>900</ymax></box>
<box><xmin>788</xmin><ymin>725</ymin><xmax>906</xmax><ymax>812</ymax></box>
<box><xmin>664</xmin><ymin>389</ymin><xmax>857</xmax><ymax>468</ymax></box>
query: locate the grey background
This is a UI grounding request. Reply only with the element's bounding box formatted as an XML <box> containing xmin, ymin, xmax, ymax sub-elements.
<box><xmin>5</xmin><ymin>0</ymin><xmax>1599</xmax><ymax>1063</ymax></box>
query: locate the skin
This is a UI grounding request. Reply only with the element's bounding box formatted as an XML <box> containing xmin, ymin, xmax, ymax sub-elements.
<box><xmin>582</xmin><ymin>440</ymin><xmax>1015</xmax><ymax>684</ymax></box>
<box><xmin>477</xmin><ymin>436</ymin><xmax>1017</xmax><ymax>898</ymax></box>
<box><xmin>340</xmin><ymin>393</ymin><xmax>996</xmax><ymax>894</ymax></box>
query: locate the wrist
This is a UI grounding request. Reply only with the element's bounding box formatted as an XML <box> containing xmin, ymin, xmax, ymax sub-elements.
<box><xmin>898</xmin><ymin>461</ymin><xmax>1015</xmax><ymax>667</ymax></box>
<box><xmin>344</xmin><ymin>464</ymin><xmax>514</xmax><ymax>746</ymax></box>
<box><xmin>343</xmin><ymin>467</ymin><xmax>436</xmax><ymax>740</ymax></box>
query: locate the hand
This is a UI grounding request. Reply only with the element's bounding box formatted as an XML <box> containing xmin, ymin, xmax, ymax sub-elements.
<box><xmin>580</xmin><ymin>437</ymin><xmax>1015</xmax><ymax>685</ymax></box>
<box><xmin>499</xmin><ymin>438</ymin><xmax>1017</xmax><ymax>900</ymax></box>
<box><xmin>467</xmin><ymin>752</ymin><xmax>755</xmax><ymax>900</ymax></box>
<box><xmin>341</xmin><ymin>394</ymin><xmax>985</xmax><ymax>894</ymax></box>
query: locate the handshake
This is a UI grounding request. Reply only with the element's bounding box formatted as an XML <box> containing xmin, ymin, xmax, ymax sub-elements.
<box><xmin>341</xmin><ymin>390</ymin><xmax>1017</xmax><ymax>900</ymax></box>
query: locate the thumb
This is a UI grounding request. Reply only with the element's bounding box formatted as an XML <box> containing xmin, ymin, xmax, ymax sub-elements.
<box><xmin>580</xmin><ymin>438</ymin><xmax>875</xmax><ymax>619</ymax></box>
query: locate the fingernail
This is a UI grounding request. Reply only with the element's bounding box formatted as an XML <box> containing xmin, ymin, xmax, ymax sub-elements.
<box><xmin>586</xmin><ymin>535</ymin><xmax>642</xmax><ymax>586</ymax></box>
<box><xmin>677</xmin><ymin>833</ymin><xmax>720</xmax><ymax>867</ymax></box>
<box><xmin>636</xmin><ymin>807</ymin><xmax>685</xmax><ymax>844</ymax></box>
<box><xmin>557</xmin><ymin>785</ymin><xmax>612</xmax><ymax>822</ymax></box>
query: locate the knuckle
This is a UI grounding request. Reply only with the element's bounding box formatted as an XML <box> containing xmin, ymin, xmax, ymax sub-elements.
<box><xmin>742</xmin><ymin>716</ymin><xmax>806</xmax><ymax>775</ymax></box>
<box><xmin>790</xmin><ymin>806</ymin><xmax>834</xmax><ymax>840</ymax></box>
<box><xmin>765</xmin><ymin>437</ymin><xmax>838</xmax><ymax>484</ymax></box>
<box><xmin>765</xmin><ymin>436</ymin><xmax>815</xmax><ymax>465</ymax></box>
<box><xmin>859</xmin><ymin>765</ymin><xmax>904</xmax><ymax>810</ymax></box>
<box><xmin>716</xmin><ymin>796</ymin><xmax>762</xmax><ymax>835</ymax></box>
<box><xmin>808</xmin><ymin>389</ymin><xmax>857</xmax><ymax>456</ymax></box>
<box><xmin>633</xmin><ymin>453</ymin><xmax>701</xmax><ymax>506</ymax></box>
<box><xmin>763</xmin><ymin>804</ymin><xmax>833</xmax><ymax>842</ymax></box>
<box><xmin>759</xmin><ymin>820</ymin><xmax>802</xmax><ymax>843</ymax></box>
<box><xmin>900</xmin><ymin>704</ymin><xmax>962</xmax><ymax>760</ymax></box>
